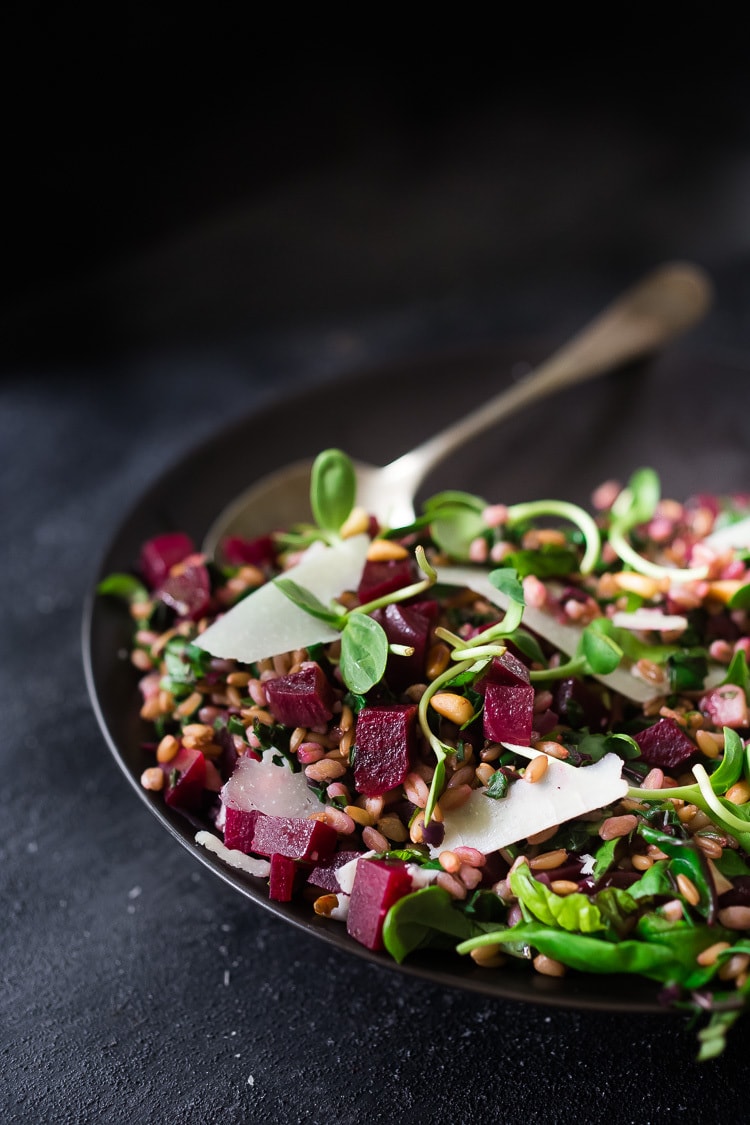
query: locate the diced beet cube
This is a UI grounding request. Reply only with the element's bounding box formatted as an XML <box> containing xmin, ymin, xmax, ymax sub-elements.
<box><xmin>483</xmin><ymin>683</ymin><xmax>535</xmax><ymax>745</ymax></box>
<box><xmin>346</xmin><ymin>859</ymin><xmax>413</xmax><ymax>951</ymax></box>
<box><xmin>158</xmin><ymin>558</ymin><xmax>211</xmax><ymax>620</ymax></box>
<box><xmin>532</xmin><ymin>709</ymin><xmax>559</xmax><ymax>737</ymax></box>
<box><xmin>353</xmin><ymin>704</ymin><xmax>418</xmax><ymax>796</ymax></box>
<box><xmin>634</xmin><ymin>717</ymin><xmax>697</xmax><ymax>769</ymax></box>
<box><xmin>370</xmin><ymin>603</ymin><xmax>431</xmax><ymax>690</ymax></box>
<box><xmin>307</xmin><ymin>849</ymin><xmax>364</xmax><ymax>893</ymax></box>
<box><xmin>269</xmin><ymin>854</ymin><xmax>298</xmax><ymax>901</ymax></box>
<box><xmin>223</xmin><ymin>806</ymin><xmax>263</xmax><ymax>853</ymax></box>
<box><xmin>357</xmin><ymin>558</ymin><xmax>417</xmax><ymax>604</ymax></box>
<box><xmin>204</xmin><ymin>760</ymin><xmax>224</xmax><ymax>792</ymax></box>
<box><xmin>139</xmin><ymin>532</ymin><xmax>195</xmax><ymax>590</ymax></box>
<box><xmin>222</xmin><ymin>534</ymin><xmax>276</xmax><ymax>568</ymax></box>
<box><xmin>477</xmin><ymin>651</ymin><xmax>531</xmax><ymax>692</ymax></box>
<box><xmin>264</xmin><ymin>663</ymin><xmax>335</xmax><ymax>727</ymax></box>
<box><xmin>554</xmin><ymin>677</ymin><xmax>608</xmax><ymax>730</ymax></box>
<box><xmin>163</xmin><ymin>747</ymin><xmax>207</xmax><ymax>810</ymax></box>
<box><xmin>409</xmin><ymin>598</ymin><xmax>440</xmax><ymax>624</ymax></box>
<box><xmin>700</xmin><ymin>686</ymin><xmax>750</xmax><ymax>730</ymax></box>
<box><xmin>251</xmin><ymin>814</ymin><xmax>338</xmax><ymax>863</ymax></box>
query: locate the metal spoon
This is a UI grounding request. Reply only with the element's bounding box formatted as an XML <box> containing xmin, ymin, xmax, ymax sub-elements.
<box><xmin>203</xmin><ymin>261</ymin><xmax>712</xmax><ymax>558</ymax></box>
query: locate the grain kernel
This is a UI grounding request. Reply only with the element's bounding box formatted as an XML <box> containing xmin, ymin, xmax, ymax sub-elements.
<box><xmin>140</xmin><ymin>767</ymin><xmax>164</xmax><ymax>791</ymax></box>
<box><xmin>524</xmin><ymin>755</ymin><xmax>548</xmax><ymax>784</ymax></box>
<box><xmin>430</xmin><ymin>692</ymin><xmax>475</xmax><ymax>726</ymax></box>
<box><xmin>366</xmin><ymin>539</ymin><xmax>409</xmax><ymax>562</ymax></box>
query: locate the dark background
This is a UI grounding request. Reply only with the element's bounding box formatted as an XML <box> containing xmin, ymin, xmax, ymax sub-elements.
<box><xmin>5</xmin><ymin>13</ymin><xmax>750</xmax><ymax>1124</ymax></box>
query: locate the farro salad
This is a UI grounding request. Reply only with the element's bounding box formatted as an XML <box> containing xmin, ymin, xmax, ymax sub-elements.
<box><xmin>99</xmin><ymin>451</ymin><xmax>750</xmax><ymax>1059</ymax></box>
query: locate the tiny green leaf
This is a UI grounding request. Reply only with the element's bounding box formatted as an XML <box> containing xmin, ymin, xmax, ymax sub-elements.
<box><xmin>274</xmin><ymin>577</ymin><xmax>346</xmax><ymax>627</ymax></box>
<box><xmin>487</xmin><ymin>567</ymin><xmax>525</xmax><ymax>606</ymax></box>
<box><xmin>97</xmin><ymin>573</ymin><xmax>149</xmax><ymax>603</ymax></box>
<box><xmin>339</xmin><ymin>613</ymin><xmax>388</xmax><ymax>694</ymax></box>
<box><xmin>310</xmin><ymin>448</ymin><xmax>357</xmax><ymax>534</ymax></box>
<box><xmin>581</xmin><ymin>624</ymin><xmax>623</xmax><ymax>675</ymax></box>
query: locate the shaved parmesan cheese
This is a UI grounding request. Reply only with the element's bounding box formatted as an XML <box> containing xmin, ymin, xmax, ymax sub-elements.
<box><xmin>196</xmin><ymin>535</ymin><xmax>369</xmax><ymax>662</ymax></box>
<box><xmin>438</xmin><ymin>566</ymin><xmax>655</xmax><ymax>703</ymax></box>
<box><xmin>433</xmin><ymin>746</ymin><xmax>627</xmax><ymax>855</ymax></box>
<box><xmin>706</xmin><ymin>515</ymin><xmax>750</xmax><ymax>550</ymax></box>
<box><xmin>611</xmin><ymin>608</ymin><xmax>688</xmax><ymax>633</ymax></box>
<box><xmin>222</xmin><ymin>752</ymin><xmax>327</xmax><ymax>819</ymax></box>
<box><xmin>195</xmin><ymin>831</ymin><xmax>271</xmax><ymax>877</ymax></box>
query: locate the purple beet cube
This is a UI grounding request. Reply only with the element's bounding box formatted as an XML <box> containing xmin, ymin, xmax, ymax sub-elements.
<box><xmin>371</xmin><ymin>603</ymin><xmax>431</xmax><ymax>690</ymax></box>
<box><xmin>223</xmin><ymin>806</ymin><xmax>263</xmax><ymax>853</ymax></box>
<box><xmin>250</xmin><ymin>814</ymin><xmax>338</xmax><ymax>863</ymax></box>
<box><xmin>477</xmin><ymin>651</ymin><xmax>530</xmax><ymax>691</ymax></box>
<box><xmin>264</xmin><ymin>663</ymin><xmax>335</xmax><ymax>728</ymax></box>
<box><xmin>163</xmin><ymin>747</ymin><xmax>207</xmax><ymax>811</ymax></box>
<box><xmin>158</xmin><ymin>559</ymin><xmax>212</xmax><ymax>620</ymax></box>
<box><xmin>483</xmin><ymin>683</ymin><xmax>535</xmax><ymax>745</ymax></box>
<box><xmin>357</xmin><ymin>558</ymin><xmax>417</xmax><ymax>604</ymax></box>
<box><xmin>269</xmin><ymin>854</ymin><xmax>298</xmax><ymax>901</ymax></box>
<box><xmin>634</xmin><ymin>717</ymin><xmax>697</xmax><ymax>769</ymax></box>
<box><xmin>346</xmin><ymin>859</ymin><xmax>413</xmax><ymax>951</ymax></box>
<box><xmin>222</xmin><ymin>534</ymin><xmax>276</xmax><ymax>568</ymax></box>
<box><xmin>353</xmin><ymin>704</ymin><xmax>418</xmax><ymax>796</ymax></box>
<box><xmin>139</xmin><ymin>532</ymin><xmax>195</xmax><ymax>590</ymax></box>
<box><xmin>307</xmin><ymin>849</ymin><xmax>364</xmax><ymax>892</ymax></box>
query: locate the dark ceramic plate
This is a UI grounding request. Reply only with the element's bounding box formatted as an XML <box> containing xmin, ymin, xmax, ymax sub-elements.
<box><xmin>83</xmin><ymin>341</ymin><xmax>750</xmax><ymax>1013</ymax></box>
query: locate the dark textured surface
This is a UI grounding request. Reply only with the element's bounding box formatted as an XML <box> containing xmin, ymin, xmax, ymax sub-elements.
<box><xmin>4</xmin><ymin>45</ymin><xmax>750</xmax><ymax>1125</ymax></box>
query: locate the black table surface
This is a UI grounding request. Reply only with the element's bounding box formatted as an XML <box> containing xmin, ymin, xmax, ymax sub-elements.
<box><xmin>5</xmin><ymin>45</ymin><xmax>750</xmax><ymax>1125</ymax></box>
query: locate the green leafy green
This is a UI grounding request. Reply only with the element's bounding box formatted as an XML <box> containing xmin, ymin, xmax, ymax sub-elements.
<box><xmin>510</xmin><ymin>864</ymin><xmax>609</xmax><ymax>934</ymax></box>
<box><xmin>722</xmin><ymin>649</ymin><xmax>750</xmax><ymax>698</ymax></box>
<box><xmin>501</xmin><ymin>545</ymin><xmax>579</xmax><ymax>579</ymax></box>
<box><xmin>310</xmin><ymin>448</ymin><xmax>357</xmax><ymax>535</ymax></box>
<box><xmin>273</xmin><ymin>578</ymin><xmax>345</xmax><ymax>627</ymax></box>
<box><xmin>339</xmin><ymin>612</ymin><xmax>389</xmax><ymax>694</ymax></box>
<box><xmin>97</xmin><ymin>572</ymin><xmax>149</xmax><ymax>604</ymax></box>
<box><xmin>382</xmin><ymin>886</ymin><xmax>482</xmax><ymax>963</ymax></box>
<box><xmin>484</xmin><ymin>769</ymin><xmax>510</xmax><ymax>800</ymax></box>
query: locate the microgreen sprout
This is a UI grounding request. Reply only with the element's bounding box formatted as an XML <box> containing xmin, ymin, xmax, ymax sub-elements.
<box><xmin>607</xmin><ymin>468</ymin><xmax>708</xmax><ymax>583</ymax></box>
<box><xmin>529</xmin><ymin>617</ymin><xmax>624</xmax><ymax>684</ymax></box>
<box><xmin>276</xmin><ymin>448</ymin><xmax>359</xmax><ymax>550</ymax></box>
<box><xmin>275</xmin><ymin>545</ymin><xmax>436</xmax><ymax>696</ymax></box>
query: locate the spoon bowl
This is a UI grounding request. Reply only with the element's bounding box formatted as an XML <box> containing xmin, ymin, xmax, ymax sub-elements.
<box><xmin>203</xmin><ymin>262</ymin><xmax>713</xmax><ymax>559</ymax></box>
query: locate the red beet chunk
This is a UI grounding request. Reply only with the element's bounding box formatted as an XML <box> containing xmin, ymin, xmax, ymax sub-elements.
<box><xmin>700</xmin><ymin>686</ymin><xmax>750</xmax><ymax>730</ymax></box>
<box><xmin>269</xmin><ymin>854</ymin><xmax>298</xmax><ymax>901</ymax></box>
<box><xmin>140</xmin><ymin>532</ymin><xmax>195</xmax><ymax>590</ymax></box>
<box><xmin>477</xmin><ymin>651</ymin><xmax>531</xmax><ymax>691</ymax></box>
<box><xmin>158</xmin><ymin>557</ymin><xmax>212</xmax><ymax>620</ymax></box>
<box><xmin>222</xmin><ymin>534</ymin><xmax>276</xmax><ymax>568</ymax></box>
<box><xmin>307</xmin><ymin>849</ymin><xmax>363</xmax><ymax>892</ymax></box>
<box><xmin>347</xmin><ymin>859</ymin><xmax>413</xmax><ymax>951</ymax></box>
<box><xmin>409</xmin><ymin>598</ymin><xmax>440</xmax><ymax>624</ymax></box>
<box><xmin>353</xmin><ymin>704</ymin><xmax>418</xmax><ymax>796</ymax></box>
<box><xmin>634</xmin><ymin>717</ymin><xmax>697</xmax><ymax>769</ymax></box>
<box><xmin>264</xmin><ymin>663</ymin><xmax>335</xmax><ymax>727</ymax></box>
<box><xmin>371</xmin><ymin>604</ymin><xmax>431</xmax><ymax>690</ymax></box>
<box><xmin>483</xmin><ymin>683</ymin><xmax>535</xmax><ymax>745</ymax></box>
<box><xmin>223</xmin><ymin>807</ymin><xmax>263</xmax><ymax>853</ymax></box>
<box><xmin>357</xmin><ymin>558</ymin><xmax>417</xmax><ymax>604</ymax></box>
<box><xmin>251</xmin><ymin>814</ymin><xmax>338</xmax><ymax>863</ymax></box>
<box><xmin>163</xmin><ymin>747</ymin><xmax>207</xmax><ymax>810</ymax></box>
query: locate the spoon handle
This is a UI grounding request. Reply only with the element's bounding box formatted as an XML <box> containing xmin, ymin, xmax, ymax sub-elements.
<box><xmin>381</xmin><ymin>262</ymin><xmax>713</xmax><ymax>496</ymax></box>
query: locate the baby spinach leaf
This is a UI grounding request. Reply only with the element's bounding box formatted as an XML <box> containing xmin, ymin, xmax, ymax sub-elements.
<box><xmin>97</xmin><ymin>572</ymin><xmax>149</xmax><ymax>604</ymax></box>
<box><xmin>510</xmin><ymin>864</ymin><xmax>607</xmax><ymax>934</ymax></box>
<box><xmin>382</xmin><ymin>886</ymin><xmax>481</xmax><ymax>963</ymax></box>
<box><xmin>501</xmin><ymin>545</ymin><xmax>579</xmax><ymax>579</ymax></box>
<box><xmin>721</xmin><ymin>649</ymin><xmax>750</xmax><ymax>698</ymax></box>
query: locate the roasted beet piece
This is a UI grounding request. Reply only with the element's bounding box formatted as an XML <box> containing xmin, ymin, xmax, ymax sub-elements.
<box><xmin>251</xmin><ymin>814</ymin><xmax>338</xmax><ymax>863</ymax></box>
<box><xmin>476</xmin><ymin>651</ymin><xmax>530</xmax><ymax>691</ymax></box>
<box><xmin>264</xmin><ymin>663</ymin><xmax>335</xmax><ymax>728</ymax></box>
<box><xmin>353</xmin><ymin>704</ymin><xmax>418</xmax><ymax>796</ymax></box>
<box><xmin>307</xmin><ymin>849</ymin><xmax>364</xmax><ymax>892</ymax></box>
<box><xmin>139</xmin><ymin>532</ymin><xmax>195</xmax><ymax>590</ymax></box>
<box><xmin>370</xmin><ymin>603</ymin><xmax>431</xmax><ymax>690</ymax></box>
<box><xmin>483</xmin><ymin>683</ymin><xmax>535</xmax><ymax>745</ymax></box>
<box><xmin>222</xmin><ymin>534</ymin><xmax>276</xmax><ymax>568</ymax></box>
<box><xmin>554</xmin><ymin>677</ymin><xmax>608</xmax><ymax>730</ymax></box>
<box><xmin>158</xmin><ymin>557</ymin><xmax>212</xmax><ymax>620</ymax></box>
<box><xmin>163</xmin><ymin>747</ymin><xmax>207</xmax><ymax>810</ymax></box>
<box><xmin>269</xmin><ymin>854</ymin><xmax>298</xmax><ymax>901</ymax></box>
<box><xmin>223</xmin><ymin>807</ymin><xmax>263</xmax><ymax>853</ymax></box>
<box><xmin>346</xmin><ymin>859</ymin><xmax>413</xmax><ymax>950</ymax></box>
<box><xmin>634</xmin><ymin>717</ymin><xmax>697</xmax><ymax>769</ymax></box>
<box><xmin>357</xmin><ymin>558</ymin><xmax>417</xmax><ymax>604</ymax></box>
